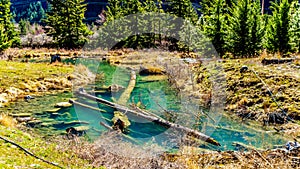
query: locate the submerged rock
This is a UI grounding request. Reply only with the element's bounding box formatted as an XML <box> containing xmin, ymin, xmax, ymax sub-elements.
<box><xmin>55</xmin><ymin>102</ymin><xmax>72</xmax><ymax>108</ymax></box>
<box><xmin>112</xmin><ymin>111</ymin><xmax>131</xmax><ymax>132</ymax></box>
<box><xmin>44</xmin><ymin>108</ymin><xmax>61</xmax><ymax>113</ymax></box>
<box><xmin>108</xmin><ymin>84</ymin><xmax>125</xmax><ymax>92</ymax></box>
<box><xmin>139</xmin><ymin>65</ymin><xmax>165</xmax><ymax>75</ymax></box>
<box><xmin>10</xmin><ymin>113</ymin><xmax>32</xmax><ymax>117</ymax></box>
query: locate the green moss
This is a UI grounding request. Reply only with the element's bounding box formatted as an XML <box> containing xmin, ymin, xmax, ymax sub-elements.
<box><xmin>0</xmin><ymin>61</ymin><xmax>73</xmax><ymax>93</ymax></box>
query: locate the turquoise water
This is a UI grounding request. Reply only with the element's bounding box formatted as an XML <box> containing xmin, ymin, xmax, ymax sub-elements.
<box><xmin>6</xmin><ymin>60</ymin><xmax>287</xmax><ymax>151</ymax></box>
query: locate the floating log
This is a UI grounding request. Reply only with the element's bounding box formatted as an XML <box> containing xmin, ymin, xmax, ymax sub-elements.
<box><xmin>77</xmin><ymin>91</ymin><xmax>221</xmax><ymax>146</ymax></box>
<box><xmin>69</xmin><ymin>99</ymin><xmax>106</xmax><ymax>113</ymax></box>
<box><xmin>117</xmin><ymin>71</ymin><xmax>136</xmax><ymax>105</ymax></box>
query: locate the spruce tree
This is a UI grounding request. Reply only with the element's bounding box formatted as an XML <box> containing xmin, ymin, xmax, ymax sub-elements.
<box><xmin>248</xmin><ymin>0</ymin><xmax>264</xmax><ymax>57</ymax></box>
<box><xmin>289</xmin><ymin>2</ymin><xmax>300</xmax><ymax>52</ymax></box>
<box><xmin>264</xmin><ymin>0</ymin><xmax>293</xmax><ymax>54</ymax></box>
<box><xmin>19</xmin><ymin>19</ymin><xmax>27</xmax><ymax>35</ymax></box>
<box><xmin>166</xmin><ymin>0</ymin><xmax>198</xmax><ymax>25</ymax></box>
<box><xmin>227</xmin><ymin>0</ymin><xmax>251</xmax><ymax>57</ymax></box>
<box><xmin>44</xmin><ymin>0</ymin><xmax>92</xmax><ymax>48</ymax></box>
<box><xmin>0</xmin><ymin>0</ymin><xmax>20</xmax><ymax>51</ymax></box>
<box><xmin>200</xmin><ymin>0</ymin><xmax>227</xmax><ymax>57</ymax></box>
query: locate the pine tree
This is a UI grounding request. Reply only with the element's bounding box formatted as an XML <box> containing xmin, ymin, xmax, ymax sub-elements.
<box><xmin>44</xmin><ymin>0</ymin><xmax>92</xmax><ymax>48</ymax></box>
<box><xmin>200</xmin><ymin>0</ymin><xmax>227</xmax><ymax>57</ymax></box>
<box><xmin>264</xmin><ymin>0</ymin><xmax>293</xmax><ymax>54</ymax></box>
<box><xmin>0</xmin><ymin>0</ymin><xmax>20</xmax><ymax>51</ymax></box>
<box><xmin>289</xmin><ymin>2</ymin><xmax>300</xmax><ymax>52</ymax></box>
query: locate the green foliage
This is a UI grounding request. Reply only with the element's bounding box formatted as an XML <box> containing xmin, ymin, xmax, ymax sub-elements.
<box><xmin>44</xmin><ymin>0</ymin><xmax>93</xmax><ymax>49</ymax></box>
<box><xmin>166</xmin><ymin>0</ymin><xmax>198</xmax><ymax>24</ymax></box>
<box><xmin>264</xmin><ymin>0</ymin><xmax>293</xmax><ymax>54</ymax></box>
<box><xmin>0</xmin><ymin>0</ymin><xmax>20</xmax><ymax>52</ymax></box>
<box><xmin>101</xmin><ymin>0</ymin><xmax>165</xmax><ymax>49</ymax></box>
<box><xmin>12</xmin><ymin>1</ymin><xmax>46</xmax><ymax>23</ymax></box>
<box><xmin>248</xmin><ymin>0</ymin><xmax>264</xmax><ymax>57</ymax></box>
<box><xmin>227</xmin><ymin>0</ymin><xmax>250</xmax><ymax>57</ymax></box>
<box><xmin>200</xmin><ymin>0</ymin><xmax>228</xmax><ymax>57</ymax></box>
<box><xmin>290</xmin><ymin>2</ymin><xmax>300</xmax><ymax>52</ymax></box>
<box><xmin>18</xmin><ymin>19</ymin><xmax>28</xmax><ymax>35</ymax></box>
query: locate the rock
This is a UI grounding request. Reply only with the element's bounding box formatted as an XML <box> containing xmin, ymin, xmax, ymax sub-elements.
<box><xmin>44</xmin><ymin>108</ymin><xmax>61</xmax><ymax>113</ymax></box>
<box><xmin>55</xmin><ymin>102</ymin><xmax>72</xmax><ymax>108</ymax></box>
<box><xmin>50</xmin><ymin>54</ymin><xmax>61</xmax><ymax>64</ymax></box>
<box><xmin>10</xmin><ymin>113</ymin><xmax>32</xmax><ymax>117</ymax></box>
<box><xmin>112</xmin><ymin>111</ymin><xmax>131</xmax><ymax>132</ymax></box>
<box><xmin>108</xmin><ymin>84</ymin><xmax>125</xmax><ymax>92</ymax></box>
<box><xmin>139</xmin><ymin>66</ymin><xmax>165</xmax><ymax>75</ymax></box>
<box><xmin>27</xmin><ymin>120</ymin><xmax>42</xmax><ymax>127</ymax></box>
<box><xmin>16</xmin><ymin>117</ymin><xmax>32</xmax><ymax>123</ymax></box>
<box><xmin>24</xmin><ymin>95</ymin><xmax>34</xmax><ymax>101</ymax></box>
<box><xmin>50</xmin><ymin>113</ymin><xmax>59</xmax><ymax>118</ymax></box>
<box><xmin>66</xmin><ymin>126</ymin><xmax>89</xmax><ymax>137</ymax></box>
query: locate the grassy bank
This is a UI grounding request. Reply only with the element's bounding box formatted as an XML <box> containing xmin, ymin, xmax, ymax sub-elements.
<box><xmin>0</xmin><ymin>58</ymin><xmax>97</xmax><ymax>168</ymax></box>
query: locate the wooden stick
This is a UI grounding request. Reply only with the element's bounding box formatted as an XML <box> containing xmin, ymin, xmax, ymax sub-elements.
<box><xmin>0</xmin><ymin>135</ymin><xmax>63</xmax><ymax>169</ymax></box>
<box><xmin>77</xmin><ymin>91</ymin><xmax>221</xmax><ymax>146</ymax></box>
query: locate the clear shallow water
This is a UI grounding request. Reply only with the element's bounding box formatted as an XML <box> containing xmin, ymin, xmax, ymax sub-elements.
<box><xmin>1</xmin><ymin>61</ymin><xmax>288</xmax><ymax>151</ymax></box>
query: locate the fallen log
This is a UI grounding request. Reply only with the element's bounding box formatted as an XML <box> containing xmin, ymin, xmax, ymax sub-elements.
<box><xmin>117</xmin><ymin>70</ymin><xmax>136</xmax><ymax>105</ymax></box>
<box><xmin>76</xmin><ymin>91</ymin><xmax>221</xmax><ymax>146</ymax></box>
<box><xmin>262</xmin><ymin>58</ymin><xmax>294</xmax><ymax>65</ymax></box>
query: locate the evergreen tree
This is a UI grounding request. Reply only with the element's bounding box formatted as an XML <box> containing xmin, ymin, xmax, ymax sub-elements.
<box><xmin>166</xmin><ymin>0</ymin><xmax>198</xmax><ymax>24</ymax></box>
<box><xmin>200</xmin><ymin>0</ymin><xmax>227</xmax><ymax>57</ymax></box>
<box><xmin>227</xmin><ymin>0</ymin><xmax>251</xmax><ymax>57</ymax></box>
<box><xmin>289</xmin><ymin>2</ymin><xmax>300</xmax><ymax>52</ymax></box>
<box><xmin>26</xmin><ymin>1</ymin><xmax>46</xmax><ymax>23</ymax></box>
<box><xmin>264</xmin><ymin>0</ymin><xmax>293</xmax><ymax>54</ymax></box>
<box><xmin>105</xmin><ymin>0</ymin><xmax>124</xmax><ymax>22</ymax></box>
<box><xmin>0</xmin><ymin>0</ymin><xmax>20</xmax><ymax>51</ymax></box>
<box><xmin>248</xmin><ymin>0</ymin><xmax>264</xmax><ymax>57</ymax></box>
<box><xmin>44</xmin><ymin>0</ymin><xmax>92</xmax><ymax>48</ymax></box>
<box><xmin>19</xmin><ymin>19</ymin><xmax>27</xmax><ymax>35</ymax></box>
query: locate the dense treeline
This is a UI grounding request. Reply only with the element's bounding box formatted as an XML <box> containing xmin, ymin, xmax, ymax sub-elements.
<box><xmin>1</xmin><ymin>0</ymin><xmax>300</xmax><ymax>58</ymax></box>
<box><xmin>95</xmin><ymin>0</ymin><xmax>300</xmax><ymax>58</ymax></box>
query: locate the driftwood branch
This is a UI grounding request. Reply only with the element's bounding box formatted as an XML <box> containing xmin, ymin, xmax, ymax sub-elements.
<box><xmin>0</xmin><ymin>135</ymin><xmax>63</xmax><ymax>168</ymax></box>
<box><xmin>77</xmin><ymin>91</ymin><xmax>221</xmax><ymax>146</ymax></box>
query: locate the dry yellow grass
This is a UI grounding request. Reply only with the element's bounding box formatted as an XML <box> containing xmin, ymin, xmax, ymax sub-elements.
<box><xmin>0</xmin><ymin>113</ymin><xmax>16</xmax><ymax>128</ymax></box>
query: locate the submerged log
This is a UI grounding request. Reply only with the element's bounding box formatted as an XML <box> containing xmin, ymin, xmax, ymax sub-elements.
<box><xmin>117</xmin><ymin>71</ymin><xmax>136</xmax><ymax>105</ymax></box>
<box><xmin>69</xmin><ymin>99</ymin><xmax>106</xmax><ymax>113</ymax></box>
<box><xmin>77</xmin><ymin>91</ymin><xmax>221</xmax><ymax>146</ymax></box>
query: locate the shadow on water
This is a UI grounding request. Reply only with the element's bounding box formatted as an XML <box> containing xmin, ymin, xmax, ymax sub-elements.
<box><xmin>1</xmin><ymin>61</ymin><xmax>287</xmax><ymax>151</ymax></box>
